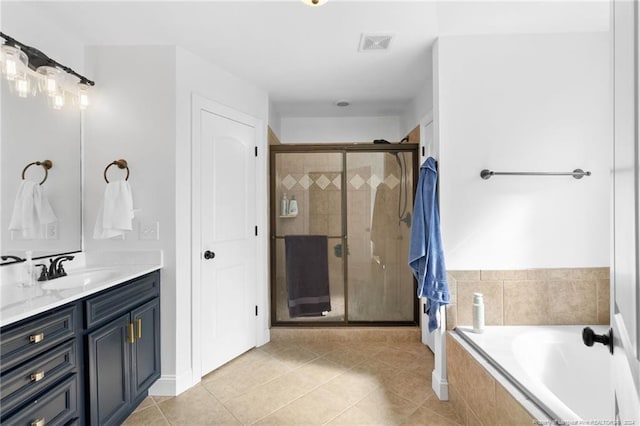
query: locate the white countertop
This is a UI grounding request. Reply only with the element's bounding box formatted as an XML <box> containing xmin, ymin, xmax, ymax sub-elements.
<box><xmin>0</xmin><ymin>251</ymin><xmax>162</xmax><ymax>328</ymax></box>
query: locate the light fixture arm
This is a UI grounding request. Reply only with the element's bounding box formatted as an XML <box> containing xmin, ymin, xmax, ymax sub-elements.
<box><xmin>0</xmin><ymin>31</ymin><xmax>95</xmax><ymax>86</ymax></box>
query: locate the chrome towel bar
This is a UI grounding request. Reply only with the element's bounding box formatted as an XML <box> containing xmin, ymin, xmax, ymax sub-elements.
<box><xmin>480</xmin><ymin>168</ymin><xmax>591</xmax><ymax>180</ymax></box>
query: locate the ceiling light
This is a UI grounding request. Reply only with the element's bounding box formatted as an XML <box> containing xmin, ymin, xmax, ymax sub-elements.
<box><xmin>0</xmin><ymin>31</ymin><xmax>95</xmax><ymax>110</ymax></box>
<box><xmin>301</xmin><ymin>0</ymin><xmax>328</xmax><ymax>6</ymax></box>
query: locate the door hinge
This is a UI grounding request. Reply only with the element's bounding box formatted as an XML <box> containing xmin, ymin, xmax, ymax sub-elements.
<box><xmin>255</xmin><ymin>146</ymin><xmax>258</xmax><ymax>157</ymax></box>
<box><xmin>255</xmin><ymin>225</ymin><xmax>258</xmax><ymax>236</ymax></box>
<box><xmin>255</xmin><ymin>305</ymin><xmax>258</xmax><ymax>316</ymax></box>
<box><xmin>421</xmin><ymin>146</ymin><xmax>425</xmax><ymax>157</ymax></box>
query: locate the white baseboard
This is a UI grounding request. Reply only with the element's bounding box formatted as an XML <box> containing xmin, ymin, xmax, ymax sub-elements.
<box><xmin>149</xmin><ymin>369</ymin><xmax>195</xmax><ymax>397</ymax></box>
<box><xmin>432</xmin><ymin>370</ymin><xmax>449</xmax><ymax>401</ymax></box>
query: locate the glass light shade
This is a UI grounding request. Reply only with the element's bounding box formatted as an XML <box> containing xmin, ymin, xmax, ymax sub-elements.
<box><xmin>49</xmin><ymin>91</ymin><xmax>66</xmax><ymax>110</ymax></box>
<box><xmin>14</xmin><ymin>76</ymin><xmax>33</xmax><ymax>98</ymax></box>
<box><xmin>301</xmin><ymin>0</ymin><xmax>328</xmax><ymax>5</ymax></box>
<box><xmin>1</xmin><ymin>45</ymin><xmax>28</xmax><ymax>82</ymax></box>
<box><xmin>37</xmin><ymin>66</ymin><xmax>64</xmax><ymax>97</ymax></box>
<box><xmin>78</xmin><ymin>83</ymin><xmax>90</xmax><ymax>109</ymax></box>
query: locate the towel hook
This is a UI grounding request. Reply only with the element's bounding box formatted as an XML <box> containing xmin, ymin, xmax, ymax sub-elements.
<box><xmin>103</xmin><ymin>159</ymin><xmax>130</xmax><ymax>183</ymax></box>
<box><xmin>21</xmin><ymin>160</ymin><xmax>53</xmax><ymax>185</ymax></box>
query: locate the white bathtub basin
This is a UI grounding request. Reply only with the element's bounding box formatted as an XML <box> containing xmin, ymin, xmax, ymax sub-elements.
<box><xmin>41</xmin><ymin>268</ymin><xmax>119</xmax><ymax>290</ymax></box>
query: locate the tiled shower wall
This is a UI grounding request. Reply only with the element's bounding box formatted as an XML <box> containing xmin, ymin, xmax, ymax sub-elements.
<box><xmin>445</xmin><ymin>267</ymin><xmax>610</xmax><ymax>329</ymax></box>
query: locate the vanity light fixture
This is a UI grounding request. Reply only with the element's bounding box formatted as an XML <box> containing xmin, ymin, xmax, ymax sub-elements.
<box><xmin>0</xmin><ymin>31</ymin><xmax>95</xmax><ymax>110</ymax></box>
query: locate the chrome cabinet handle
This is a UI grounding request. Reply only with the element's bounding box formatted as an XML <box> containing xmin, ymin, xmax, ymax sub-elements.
<box><xmin>30</xmin><ymin>370</ymin><xmax>45</xmax><ymax>382</ymax></box>
<box><xmin>29</xmin><ymin>332</ymin><xmax>44</xmax><ymax>344</ymax></box>
<box><xmin>31</xmin><ymin>418</ymin><xmax>45</xmax><ymax>426</ymax></box>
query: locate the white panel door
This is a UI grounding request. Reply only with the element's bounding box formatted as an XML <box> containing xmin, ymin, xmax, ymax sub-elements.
<box><xmin>198</xmin><ymin>102</ymin><xmax>257</xmax><ymax>376</ymax></box>
<box><xmin>612</xmin><ymin>1</ymin><xmax>640</xmax><ymax>422</ymax></box>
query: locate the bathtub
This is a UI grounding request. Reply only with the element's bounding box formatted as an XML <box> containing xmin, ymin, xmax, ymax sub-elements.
<box><xmin>455</xmin><ymin>325</ymin><xmax>613</xmax><ymax>422</ymax></box>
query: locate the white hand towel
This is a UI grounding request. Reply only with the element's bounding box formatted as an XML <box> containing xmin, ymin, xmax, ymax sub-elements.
<box><xmin>8</xmin><ymin>180</ymin><xmax>57</xmax><ymax>239</ymax></box>
<box><xmin>93</xmin><ymin>180</ymin><xmax>135</xmax><ymax>239</ymax></box>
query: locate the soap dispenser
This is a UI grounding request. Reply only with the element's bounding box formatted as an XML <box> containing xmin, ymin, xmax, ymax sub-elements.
<box><xmin>23</xmin><ymin>250</ymin><xmax>34</xmax><ymax>287</ymax></box>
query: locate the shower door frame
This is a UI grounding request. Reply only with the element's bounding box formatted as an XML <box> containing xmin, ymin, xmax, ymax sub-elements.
<box><xmin>269</xmin><ymin>143</ymin><xmax>419</xmax><ymax>327</ymax></box>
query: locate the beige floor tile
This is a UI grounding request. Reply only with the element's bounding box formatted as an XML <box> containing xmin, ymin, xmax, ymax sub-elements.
<box><xmin>402</xmin><ymin>406</ymin><xmax>462</xmax><ymax>426</ymax></box>
<box><xmin>151</xmin><ymin>395</ymin><xmax>174</xmax><ymax>405</ymax></box>
<box><xmin>321</xmin><ymin>346</ymin><xmax>369</xmax><ymax>367</ymax></box>
<box><xmin>353</xmin><ymin>388</ymin><xmax>420</xmax><ymax>424</ymax></box>
<box><xmin>325</xmin><ymin>404</ymin><xmax>391</xmax><ymax>426</ymax></box>
<box><xmin>126</xmin><ymin>338</ymin><xmax>437</xmax><ymax>426</ymax></box>
<box><xmin>384</xmin><ymin>369</ymin><xmax>433</xmax><ymax>405</ymax></box>
<box><xmin>222</xmin><ymin>371</ymin><xmax>318</xmax><ymax>424</ymax></box>
<box><xmin>133</xmin><ymin>396</ymin><xmax>156</xmax><ymax>413</ymax></box>
<box><xmin>157</xmin><ymin>385</ymin><xmax>240</xmax><ymax>425</ymax></box>
<box><xmin>375</xmin><ymin>347</ymin><xmax>423</xmax><ymax>370</ymax></box>
<box><xmin>202</xmin><ymin>356</ymin><xmax>292</xmax><ymax>402</ymax></box>
<box><xmin>273</xmin><ymin>345</ymin><xmax>321</xmax><ymax>368</ymax></box>
<box><xmin>123</xmin><ymin>405</ymin><xmax>169</xmax><ymax>425</ymax></box>
<box><xmin>320</xmin><ymin>369</ymin><xmax>381</xmax><ymax>405</ymax></box>
<box><xmin>351</xmin><ymin>357</ymin><xmax>402</xmax><ymax>384</ymax></box>
<box><xmin>255</xmin><ymin>386</ymin><xmax>352</xmax><ymax>425</ymax></box>
<box><xmin>294</xmin><ymin>356</ymin><xmax>348</xmax><ymax>384</ymax></box>
<box><xmin>420</xmin><ymin>395</ymin><xmax>465</xmax><ymax>424</ymax></box>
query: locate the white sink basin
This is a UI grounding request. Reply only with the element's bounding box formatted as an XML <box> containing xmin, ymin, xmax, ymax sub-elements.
<box><xmin>40</xmin><ymin>268</ymin><xmax>119</xmax><ymax>291</ymax></box>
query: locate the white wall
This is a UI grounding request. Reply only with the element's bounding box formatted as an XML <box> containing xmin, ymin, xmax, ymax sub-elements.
<box><xmin>84</xmin><ymin>45</ymin><xmax>179</xmax><ymax>390</ymax></box>
<box><xmin>84</xmin><ymin>46</ymin><xmax>269</xmax><ymax>396</ymax></box>
<box><xmin>279</xmin><ymin>116</ymin><xmax>404</xmax><ymax>143</ymax></box>
<box><xmin>401</xmin><ymin>76</ymin><xmax>434</xmax><ymax>135</ymax></box>
<box><xmin>435</xmin><ymin>33</ymin><xmax>611</xmax><ymax>270</ymax></box>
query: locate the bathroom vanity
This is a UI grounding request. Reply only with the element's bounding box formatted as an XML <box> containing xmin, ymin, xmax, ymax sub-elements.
<box><xmin>0</xmin><ymin>264</ymin><xmax>161</xmax><ymax>426</ymax></box>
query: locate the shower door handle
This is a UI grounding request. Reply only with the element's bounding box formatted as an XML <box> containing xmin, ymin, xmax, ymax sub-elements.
<box><xmin>203</xmin><ymin>250</ymin><xmax>216</xmax><ymax>260</ymax></box>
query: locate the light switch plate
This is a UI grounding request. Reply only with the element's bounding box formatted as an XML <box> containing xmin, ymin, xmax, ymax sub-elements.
<box><xmin>46</xmin><ymin>223</ymin><xmax>59</xmax><ymax>240</ymax></box>
<box><xmin>139</xmin><ymin>221</ymin><xmax>160</xmax><ymax>240</ymax></box>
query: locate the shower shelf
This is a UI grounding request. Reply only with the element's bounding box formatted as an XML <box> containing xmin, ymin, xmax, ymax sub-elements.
<box><xmin>279</xmin><ymin>213</ymin><xmax>298</xmax><ymax>219</ymax></box>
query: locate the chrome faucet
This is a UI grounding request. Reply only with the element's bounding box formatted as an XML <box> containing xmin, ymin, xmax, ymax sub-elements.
<box><xmin>48</xmin><ymin>255</ymin><xmax>75</xmax><ymax>280</ymax></box>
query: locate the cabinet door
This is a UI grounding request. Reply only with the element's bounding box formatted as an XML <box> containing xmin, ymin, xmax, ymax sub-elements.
<box><xmin>131</xmin><ymin>298</ymin><xmax>161</xmax><ymax>401</ymax></box>
<box><xmin>87</xmin><ymin>312</ymin><xmax>132</xmax><ymax>426</ymax></box>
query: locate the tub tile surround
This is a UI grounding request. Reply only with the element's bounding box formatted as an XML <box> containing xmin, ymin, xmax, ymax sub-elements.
<box><xmin>446</xmin><ymin>333</ymin><xmax>544</xmax><ymax>425</ymax></box>
<box><xmin>446</xmin><ymin>267</ymin><xmax>610</xmax><ymax>329</ymax></box>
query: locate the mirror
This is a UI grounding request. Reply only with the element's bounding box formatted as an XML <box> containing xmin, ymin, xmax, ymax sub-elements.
<box><xmin>1</xmin><ymin>80</ymin><xmax>82</xmax><ymax>263</ymax></box>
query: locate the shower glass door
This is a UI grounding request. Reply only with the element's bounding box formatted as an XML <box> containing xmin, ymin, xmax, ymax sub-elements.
<box><xmin>270</xmin><ymin>146</ymin><xmax>417</xmax><ymax>325</ymax></box>
<box><xmin>346</xmin><ymin>151</ymin><xmax>415</xmax><ymax>322</ymax></box>
<box><xmin>272</xmin><ymin>152</ymin><xmax>345</xmax><ymax>322</ymax></box>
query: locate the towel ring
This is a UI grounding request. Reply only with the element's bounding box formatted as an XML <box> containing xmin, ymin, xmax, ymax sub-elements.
<box><xmin>104</xmin><ymin>159</ymin><xmax>130</xmax><ymax>183</ymax></box>
<box><xmin>21</xmin><ymin>160</ymin><xmax>52</xmax><ymax>185</ymax></box>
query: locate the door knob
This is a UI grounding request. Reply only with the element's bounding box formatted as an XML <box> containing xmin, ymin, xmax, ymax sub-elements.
<box><xmin>203</xmin><ymin>250</ymin><xmax>216</xmax><ymax>260</ymax></box>
<box><xmin>582</xmin><ymin>327</ymin><xmax>613</xmax><ymax>354</ymax></box>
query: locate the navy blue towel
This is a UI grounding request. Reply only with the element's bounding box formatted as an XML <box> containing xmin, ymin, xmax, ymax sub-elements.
<box><xmin>285</xmin><ymin>235</ymin><xmax>331</xmax><ymax>317</ymax></box>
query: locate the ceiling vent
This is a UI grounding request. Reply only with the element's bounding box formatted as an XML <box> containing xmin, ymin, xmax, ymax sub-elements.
<box><xmin>359</xmin><ymin>34</ymin><xmax>393</xmax><ymax>52</ymax></box>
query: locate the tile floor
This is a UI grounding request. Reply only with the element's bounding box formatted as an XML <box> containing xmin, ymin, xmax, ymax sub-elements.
<box><xmin>124</xmin><ymin>339</ymin><xmax>463</xmax><ymax>425</ymax></box>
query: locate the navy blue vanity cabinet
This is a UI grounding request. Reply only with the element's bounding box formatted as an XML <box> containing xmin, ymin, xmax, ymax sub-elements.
<box><xmin>84</xmin><ymin>270</ymin><xmax>161</xmax><ymax>426</ymax></box>
<box><xmin>0</xmin><ymin>304</ymin><xmax>81</xmax><ymax>425</ymax></box>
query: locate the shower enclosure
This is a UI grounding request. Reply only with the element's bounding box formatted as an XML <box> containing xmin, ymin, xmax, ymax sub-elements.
<box><xmin>270</xmin><ymin>144</ymin><xmax>418</xmax><ymax>326</ymax></box>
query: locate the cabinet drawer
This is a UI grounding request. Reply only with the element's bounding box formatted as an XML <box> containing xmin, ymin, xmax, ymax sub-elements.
<box><xmin>2</xmin><ymin>374</ymin><xmax>78</xmax><ymax>426</ymax></box>
<box><xmin>0</xmin><ymin>306</ymin><xmax>78</xmax><ymax>372</ymax></box>
<box><xmin>1</xmin><ymin>340</ymin><xmax>77</xmax><ymax>416</ymax></box>
<box><xmin>85</xmin><ymin>271</ymin><xmax>160</xmax><ymax>329</ymax></box>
